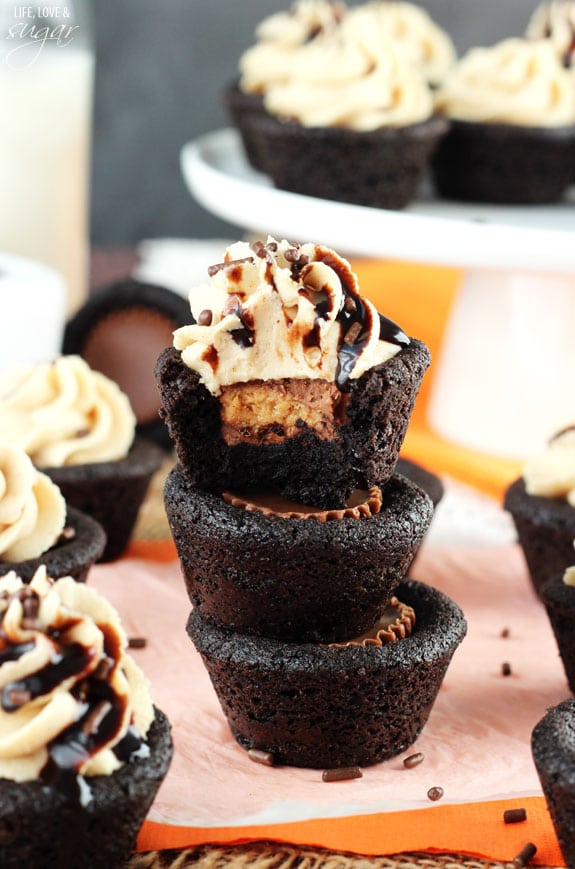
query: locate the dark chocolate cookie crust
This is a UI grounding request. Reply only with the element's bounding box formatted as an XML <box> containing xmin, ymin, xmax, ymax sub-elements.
<box><xmin>540</xmin><ymin>578</ymin><xmax>575</xmax><ymax>694</ymax></box>
<box><xmin>155</xmin><ymin>339</ymin><xmax>431</xmax><ymax>509</ymax></box>
<box><xmin>504</xmin><ymin>477</ymin><xmax>575</xmax><ymax>597</ymax></box>
<box><xmin>44</xmin><ymin>437</ymin><xmax>164</xmax><ymax>563</ymax></box>
<box><xmin>0</xmin><ymin>707</ymin><xmax>173</xmax><ymax>869</ymax></box>
<box><xmin>165</xmin><ymin>465</ymin><xmax>433</xmax><ymax>643</ymax></box>
<box><xmin>222</xmin><ymin>80</ymin><xmax>267</xmax><ymax>172</ymax></box>
<box><xmin>187</xmin><ymin>580</ymin><xmax>467</xmax><ymax>769</ymax></box>
<box><xmin>0</xmin><ymin>506</ymin><xmax>106</xmax><ymax>584</ymax></box>
<box><xmin>251</xmin><ymin>111</ymin><xmax>449</xmax><ymax>209</ymax></box>
<box><xmin>532</xmin><ymin>699</ymin><xmax>575</xmax><ymax>869</ymax></box>
<box><xmin>432</xmin><ymin>119</ymin><xmax>575</xmax><ymax>204</ymax></box>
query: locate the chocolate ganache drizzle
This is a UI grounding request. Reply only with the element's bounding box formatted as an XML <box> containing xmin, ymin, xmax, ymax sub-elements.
<box><xmin>0</xmin><ymin>569</ymin><xmax>151</xmax><ymax>804</ymax></box>
<box><xmin>257</xmin><ymin>239</ymin><xmax>410</xmax><ymax>388</ymax></box>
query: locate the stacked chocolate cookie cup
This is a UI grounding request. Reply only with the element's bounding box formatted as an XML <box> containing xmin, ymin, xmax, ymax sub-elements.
<box><xmin>156</xmin><ymin>238</ymin><xmax>466</xmax><ymax>769</ymax></box>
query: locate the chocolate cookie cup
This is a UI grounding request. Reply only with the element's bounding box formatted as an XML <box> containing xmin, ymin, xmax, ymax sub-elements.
<box><xmin>504</xmin><ymin>477</ymin><xmax>575</xmax><ymax>597</ymax></box>
<box><xmin>44</xmin><ymin>436</ymin><xmax>164</xmax><ymax>563</ymax></box>
<box><xmin>222</xmin><ymin>81</ymin><xmax>267</xmax><ymax>172</ymax></box>
<box><xmin>251</xmin><ymin>112</ymin><xmax>449</xmax><ymax>209</ymax></box>
<box><xmin>156</xmin><ymin>338</ymin><xmax>431</xmax><ymax>510</ymax></box>
<box><xmin>432</xmin><ymin>119</ymin><xmax>575</xmax><ymax>204</ymax></box>
<box><xmin>63</xmin><ymin>279</ymin><xmax>191</xmax><ymax>450</ymax></box>
<box><xmin>0</xmin><ymin>707</ymin><xmax>173</xmax><ymax>869</ymax></box>
<box><xmin>187</xmin><ymin>579</ymin><xmax>467</xmax><ymax>768</ymax></box>
<box><xmin>532</xmin><ymin>699</ymin><xmax>575</xmax><ymax>869</ymax></box>
<box><xmin>396</xmin><ymin>456</ymin><xmax>444</xmax><ymax>509</ymax></box>
<box><xmin>540</xmin><ymin>578</ymin><xmax>575</xmax><ymax>693</ymax></box>
<box><xmin>165</xmin><ymin>466</ymin><xmax>433</xmax><ymax>643</ymax></box>
<box><xmin>0</xmin><ymin>506</ymin><xmax>106</xmax><ymax>584</ymax></box>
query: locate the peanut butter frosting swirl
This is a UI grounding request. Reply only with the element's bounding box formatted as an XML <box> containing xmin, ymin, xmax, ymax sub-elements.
<box><xmin>435</xmin><ymin>37</ymin><xmax>575</xmax><ymax>126</ymax></box>
<box><xmin>260</xmin><ymin>20</ymin><xmax>433</xmax><ymax>129</ymax></box>
<box><xmin>329</xmin><ymin>597</ymin><xmax>416</xmax><ymax>647</ymax></box>
<box><xmin>173</xmin><ymin>237</ymin><xmax>409</xmax><ymax>396</ymax></box>
<box><xmin>0</xmin><ymin>567</ymin><xmax>154</xmax><ymax>803</ymax></box>
<box><xmin>0</xmin><ymin>355</ymin><xmax>136</xmax><ymax>468</ymax></box>
<box><xmin>222</xmin><ymin>486</ymin><xmax>382</xmax><ymax>520</ymax></box>
<box><xmin>527</xmin><ymin>1</ymin><xmax>575</xmax><ymax>67</ymax></box>
<box><xmin>254</xmin><ymin>0</ymin><xmax>345</xmax><ymax>48</ymax></box>
<box><xmin>345</xmin><ymin>1</ymin><xmax>456</xmax><ymax>87</ymax></box>
<box><xmin>523</xmin><ymin>425</ymin><xmax>575</xmax><ymax>504</ymax></box>
<box><xmin>0</xmin><ymin>444</ymin><xmax>65</xmax><ymax>562</ymax></box>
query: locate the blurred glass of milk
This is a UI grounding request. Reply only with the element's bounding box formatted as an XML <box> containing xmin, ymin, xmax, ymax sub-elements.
<box><xmin>0</xmin><ymin>1</ymin><xmax>93</xmax><ymax>314</ymax></box>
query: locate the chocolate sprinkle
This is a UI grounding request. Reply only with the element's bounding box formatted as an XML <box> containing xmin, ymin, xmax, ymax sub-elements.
<box><xmin>512</xmin><ymin>842</ymin><xmax>537</xmax><ymax>867</ymax></box>
<box><xmin>504</xmin><ymin>808</ymin><xmax>527</xmax><ymax>824</ymax></box>
<box><xmin>247</xmin><ymin>748</ymin><xmax>275</xmax><ymax>767</ymax></box>
<box><xmin>500</xmin><ymin>627</ymin><xmax>510</xmax><ymax>638</ymax></box>
<box><xmin>128</xmin><ymin>637</ymin><xmax>147</xmax><ymax>649</ymax></box>
<box><xmin>198</xmin><ymin>309</ymin><xmax>212</xmax><ymax>326</ymax></box>
<box><xmin>502</xmin><ymin>661</ymin><xmax>512</xmax><ymax>677</ymax></box>
<box><xmin>403</xmin><ymin>752</ymin><xmax>424</xmax><ymax>769</ymax></box>
<box><xmin>427</xmin><ymin>786</ymin><xmax>444</xmax><ymax>801</ymax></box>
<box><xmin>322</xmin><ymin>766</ymin><xmax>363</xmax><ymax>782</ymax></box>
<box><xmin>207</xmin><ymin>256</ymin><xmax>254</xmax><ymax>277</ymax></box>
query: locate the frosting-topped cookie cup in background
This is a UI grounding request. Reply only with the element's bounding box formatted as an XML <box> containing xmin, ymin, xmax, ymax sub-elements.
<box><xmin>0</xmin><ymin>443</ymin><xmax>105</xmax><ymax>583</ymax></box>
<box><xmin>504</xmin><ymin>426</ymin><xmax>575</xmax><ymax>598</ymax></box>
<box><xmin>0</xmin><ymin>356</ymin><xmax>164</xmax><ymax>562</ymax></box>
<box><xmin>432</xmin><ymin>36</ymin><xmax>575</xmax><ymax>203</ymax></box>
<box><xmin>227</xmin><ymin>0</ymin><xmax>453</xmax><ymax>207</ymax></box>
<box><xmin>156</xmin><ymin>237</ymin><xmax>431</xmax><ymax>509</ymax></box>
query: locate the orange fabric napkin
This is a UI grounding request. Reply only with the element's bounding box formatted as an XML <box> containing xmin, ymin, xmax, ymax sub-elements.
<box><xmin>353</xmin><ymin>259</ymin><xmax>524</xmax><ymax>501</ymax></box>
<box><xmin>92</xmin><ymin>536</ymin><xmax>566</xmax><ymax>867</ymax></box>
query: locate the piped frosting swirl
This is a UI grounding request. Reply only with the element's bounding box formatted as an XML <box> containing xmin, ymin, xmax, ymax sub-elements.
<box><xmin>435</xmin><ymin>37</ymin><xmax>575</xmax><ymax>126</ymax></box>
<box><xmin>0</xmin><ymin>444</ymin><xmax>65</xmax><ymax>562</ymax></box>
<box><xmin>522</xmin><ymin>425</ymin><xmax>575</xmax><ymax>503</ymax></box>
<box><xmin>0</xmin><ymin>567</ymin><xmax>154</xmax><ymax>802</ymax></box>
<box><xmin>173</xmin><ymin>237</ymin><xmax>409</xmax><ymax>396</ymax></box>
<box><xmin>0</xmin><ymin>355</ymin><xmax>136</xmax><ymax>468</ymax></box>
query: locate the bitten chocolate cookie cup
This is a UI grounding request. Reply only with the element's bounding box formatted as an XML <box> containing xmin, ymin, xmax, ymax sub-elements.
<box><xmin>188</xmin><ymin>580</ymin><xmax>466</xmax><ymax>769</ymax></box>
<box><xmin>504</xmin><ymin>477</ymin><xmax>575</xmax><ymax>598</ymax></box>
<box><xmin>165</xmin><ymin>465</ymin><xmax>433</xmax><ymax>643</ymax></box>
<box><xmin>0</xmin><ymin>707</ymin><xmax>173</xmax><ymax>869</ymax></box>
<box><xmin>0</xmin><ymin>506</ymin><xmax>106</xmax><ymax>584</ymax></box>
<box><xmin>43</xmin><ymin>437</ymin><xmax>164</xmax><ymax>563</ymax></box>
<box><xmin>432</xmin><ymin>119</ymin><xmax>575</xmax><ymax>204</ymax></box>
<box><xmin>250</xmin><ymin>112</ymin><xmax>449</xmax><ymax>210</ymax></box>
<box><xmin>155</xmin><ymin>339</ymin><xmax>431</xmax><ymax>510</ymax></box>
<box><xmin>532</xmin><ymin>699</ymin><xmax>575</xmax><ymax>869</ymax></box>
<box><xmin>540</xmin><ymin>579</ymin><xmax>575</xmax><ymax>694</ymax></box>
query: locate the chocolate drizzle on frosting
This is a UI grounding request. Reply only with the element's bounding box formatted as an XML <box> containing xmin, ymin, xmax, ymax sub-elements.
<box><xmin>328</xmin><ymin>597</ymin><xmax>416</xmax><ymax>647</ymax></box>
<box><xmin>0</xmin><ymin>570</ymin><xmax>149</xmax><ymax>804</ymax></box>
<box><xmin>222</xmin><ymin>486</ymin><xmax>383</xmax><ymax>520</ymax></box>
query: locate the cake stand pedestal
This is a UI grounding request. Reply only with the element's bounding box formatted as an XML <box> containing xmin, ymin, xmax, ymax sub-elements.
<box><xmin>181</xmin><ymin>128</ymin><xmax>575</xmax><ymax>461</ymax></box>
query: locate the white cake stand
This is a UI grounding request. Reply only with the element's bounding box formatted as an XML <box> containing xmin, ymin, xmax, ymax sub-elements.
<box><xmin>181</xmin><ymin>128</ymin><xmax>575</xmax><ymax>460</ymax></box>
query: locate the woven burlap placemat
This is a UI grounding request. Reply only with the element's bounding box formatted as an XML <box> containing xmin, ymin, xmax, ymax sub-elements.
<box><xmin>127</xmin><ymin>842</ymin><xmax>541</xmax><ymax>868</ymax></box>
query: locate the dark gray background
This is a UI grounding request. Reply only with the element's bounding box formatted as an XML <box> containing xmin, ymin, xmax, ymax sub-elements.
<box><xmin>90</xmin><ymin>0</ymin><xmax>542</xmax><ymax>245</ymax></box>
